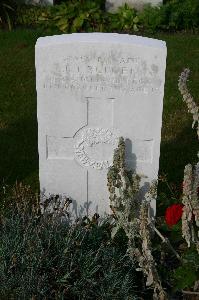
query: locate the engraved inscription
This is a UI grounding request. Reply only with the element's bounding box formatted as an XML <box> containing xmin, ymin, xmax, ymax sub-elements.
<box><xmin>43</xmin><ymin>52</ymin><xmax>162</xmax><ymax>94</ymax></box>
<box><xmin>74</xmin><ymin>128</ymin><xmax>119</xmax><ymax>170</ymax></box>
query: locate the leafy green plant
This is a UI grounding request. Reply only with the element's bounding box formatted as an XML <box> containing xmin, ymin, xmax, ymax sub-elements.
<box><xmin>108</xmin><ymin>4</ymin><xmax>139</xmax><ymax>32</ymax></box>
<box><xmin>16</xmin><ymin>5</ymin><xmax>48</xmax><ymax>28</ymax></box>
<box><xmin>37</xmin><ymin>1</ymin><xmax>106</xmax><ymax>33</ymax></box>
<box><xmin>173</xmin><ymin>249</ymin><xmax>199</xmax><ymax>290</ymax></box>
<box><xmin>164</xmin><ymin>0</ymin><xmax>199</xmax><ymax>31</ymax></box>
<box><xmin>15</xmin><ymin>0</ymin><xmax>199</xmax><ymax>33</ymax></box>
<box><xmin>138</xmin><ymin>4</ymin><xmax>165</xmax><ymax>32</ymax></box>
<box><xmin>139</xmin><ymin>0</ymin><xmax>199</xmax><ymax>32</ymax></box>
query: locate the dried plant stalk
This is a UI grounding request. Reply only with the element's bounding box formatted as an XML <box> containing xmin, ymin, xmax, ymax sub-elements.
<box><xmin>107</xmin><ymin>138</ymin><xmax>168</xmax><ymax>299</ymax></box>
<box><xmin>178</xmin><ymin>69</ymin><xmax>199</xmax><ymax>252</ymax></box>
<box><xmin>178</xmin><ymin>68</ymin><xmax>199</xmax><ymax>136</ymax></box>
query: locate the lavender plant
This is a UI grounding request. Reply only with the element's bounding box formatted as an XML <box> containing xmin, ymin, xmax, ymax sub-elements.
<box><xmin>0</xmin><ymin>182</ymin><xmax>138</xmax><ymax>299</ymax></box>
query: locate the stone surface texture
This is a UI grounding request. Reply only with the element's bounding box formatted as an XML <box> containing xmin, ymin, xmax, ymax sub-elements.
<box><xmin>106</xmin><ymin>0</ymin><xmax>162</xmax><ymax>11</ymax></box>
<box><xmin>25</xmin><ymin>0</ymin><xmax>53</xmax><ymax>5</ymax></box>
<box><xmin>35</xmin><ymin>33</ymin><xmax>167</xmax><ymax>218</ymax></box>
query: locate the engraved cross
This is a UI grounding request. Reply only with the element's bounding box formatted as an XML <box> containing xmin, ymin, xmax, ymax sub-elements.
<box><xmin>46</xmin><ymin>96</ymin><xmax>117</xmax><ymax>216</ymax></box>
<box><xmin>47</xmin><ymin>96</ymin><xmax>117</xmax><ymax>163</ymax></box>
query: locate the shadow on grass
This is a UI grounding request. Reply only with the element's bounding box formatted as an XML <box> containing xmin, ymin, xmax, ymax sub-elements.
<box><xmin>159</xmin><ymin>122</ymin><xmax>198</xmax><ymax>195</ymax></box>
<box><xmin>0</xmin><ymin>116</ymin><xmax>39</xmax><ymax>190</ymax></box>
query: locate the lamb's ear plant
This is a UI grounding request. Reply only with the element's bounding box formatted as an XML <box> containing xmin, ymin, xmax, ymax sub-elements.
<box><xmin>107</xmin><ymin>138</ymin><xmax>168</xmax><ymax>299</ymax></box>
<box><xmin>178</xmin><ymin>69</ymin><xmax>199</xmax><ymax>253</ymax></box>
<box><xmin>108</xmin><ymin>68</ymin><xmax>199</xmax><ymax>297</ymax></box>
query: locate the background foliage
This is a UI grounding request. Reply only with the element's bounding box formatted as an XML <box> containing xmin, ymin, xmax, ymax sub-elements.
<box><xmin>11</xmin><ymin>0</ymin><xmax>199</xmax><ymax>33</ymax></box>
<box><xmin>0</xmin><ymin>0</ymin><xmax>17</xmax><ymax>30</ymax></box>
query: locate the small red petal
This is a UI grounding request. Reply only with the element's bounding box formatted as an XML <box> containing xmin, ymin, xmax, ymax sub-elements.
<box><xmin>165</xmin><ymin>204</ymin><xmax>184</xmax><ymax>227</ymax></box>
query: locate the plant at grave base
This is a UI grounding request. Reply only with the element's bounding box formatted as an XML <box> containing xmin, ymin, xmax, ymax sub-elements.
<box><xmin>108</xmin><ymin>4</ymin><xmax>139</xmax><ymax>33</ymax></box>
<box><xmin>108</xmin><ymin>74</ymin><xmax>199</xmax><ymax>295</ymax></box>
<box><xmin>156</xmin><ymin>69</ymin><xmax>199</xmax><ymax>294</ymax></box>
<box><xmin>174</xmin><ymin>69</ymin><xmax>199</xmax><ymax>293</ymax></box>
<box><xmin>107</xmin><ymin>137</ymin><xmax>170</xmax><ymax>299</ymax></box>
<box><xmin>178</xmin><ymin>69</ymin><xmax>199</xmax><ymax>254</ymax></box>
<box><xmin>0</xmin><ymin>182</ymin><xmax>73</xmax><ymax>224</ymax></box>
<box><xmin>0</xmin><ymin>183</ymin><xmax>138</xmax><ymax>299</ymax></box>
<box><xmin>108</xmin><ymin>135</ymin><xmax>199</xmax><ymax>296</ymax></box>
<box><xmin>0</xmin><ymin>182</ymin><xmax>39</xmax><ymax>216</ymax></box>
<box><xmin>172</xmin><ymin>247</ymin><xmax>199</xmax><ymax>292</ymax></box>
<box><xmin>165</xmin><ymin>203</ymin><xmax>184</xmax><ymax>228</ymax></box>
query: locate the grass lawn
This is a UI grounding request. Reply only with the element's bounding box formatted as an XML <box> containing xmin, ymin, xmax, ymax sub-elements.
<box><xmin>0</xmin><ymin>29</ymin><xmax>198</xmax><ymax>198</ymax></box>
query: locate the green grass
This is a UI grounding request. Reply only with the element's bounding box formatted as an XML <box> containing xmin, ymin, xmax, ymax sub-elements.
<box><xmin>0</xmin><ymin>29</ymin><xmax>198</xmax><ymax>196</ymax></box>
<box><xmin>156</xmin><ymin>32</ymin><xmax>199</xmax><ymax>185</ymax></box>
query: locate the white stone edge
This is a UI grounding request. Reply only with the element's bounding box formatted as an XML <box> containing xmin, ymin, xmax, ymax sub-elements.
<box><xmin>35</xmin><ymin>33</ymin><xmax>166</xmax><ymax>49</ymax></box>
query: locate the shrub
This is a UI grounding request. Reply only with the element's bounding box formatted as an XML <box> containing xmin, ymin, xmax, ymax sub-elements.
<box><xmin>138</xmin><ymin>4</ymin><xmax>165</xmax><ymax>32</ymax></box>
<box><xmin>107</xmin><ymin>4</ymin><xmax>140</xmax><ymax>33</ymax></box>
<box><xmin>0</xmin><ymin>183</ymin><xmax>138</xmax><ymax>299</ymax></box>
<box><xmin>16</xmin><ymin>5</ymin><xmax>48</xmax><ymax>28</ymax></box>
<box><xmin>54</xmin><ymin>0</ymin><xmax>106</xmax><ymax>10</ymax></box>
<box><xmin>37</xmin><ymin>1</ymin><xmax>106</xmax><ymax>33</ymax></box>
<box><xmin>15</xmin><ymin>0</ymin><xmax>199</xmax><ymax>33</ymax></box>
<box><xmin>139</xmin><ymin>0</ymin><xmax>199</xmax><ymax>32</ymax></box>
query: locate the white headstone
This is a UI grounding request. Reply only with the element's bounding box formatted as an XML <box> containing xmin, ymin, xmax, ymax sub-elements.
<box><xmin>25</xmin><ymin>0</ymin><xmax>53</xmax><ymax>5</ymax></box>
<box><xmin>36</xmin><ymin>33</ymin><xmax>166</xmax><ymax>218</ymax></box>
<box><xmin>106</xmin><ymin>0</ymin><xmax>162</xmax><ymax>12</ymax></box>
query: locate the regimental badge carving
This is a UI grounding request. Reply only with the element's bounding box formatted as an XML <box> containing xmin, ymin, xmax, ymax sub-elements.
<box><xmin>74</xmin><ymin>128</ymin><xmax>119</xmax><ymax>170</ymax></box>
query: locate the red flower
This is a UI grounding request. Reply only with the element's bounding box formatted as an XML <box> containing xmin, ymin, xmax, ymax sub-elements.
<box><xmin>165</xmin><ymin>204</ymin><xmax>184</xmax><ymax>227</ymax></box>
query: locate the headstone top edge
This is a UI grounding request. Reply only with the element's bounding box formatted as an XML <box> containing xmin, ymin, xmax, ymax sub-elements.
<box><xmin>36</xmin><ymin>32</ymin><xmax>166</xmax><ymax>49</ymax></box>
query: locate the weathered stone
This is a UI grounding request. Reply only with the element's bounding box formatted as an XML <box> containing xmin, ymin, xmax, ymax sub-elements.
<box><xmin>23</xmin><ymin>0</ymin><xmax>53</xmax><ymax>5</ymax></box>
<box><xmin>35</xmin><ymin>33</ymin><xmax>167</xmax><ymax>218</ymax></box>
<box><xmin>106</xmin><ymin>0</ymin><xmax>162</xmax><ymax>12</ymax></box>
